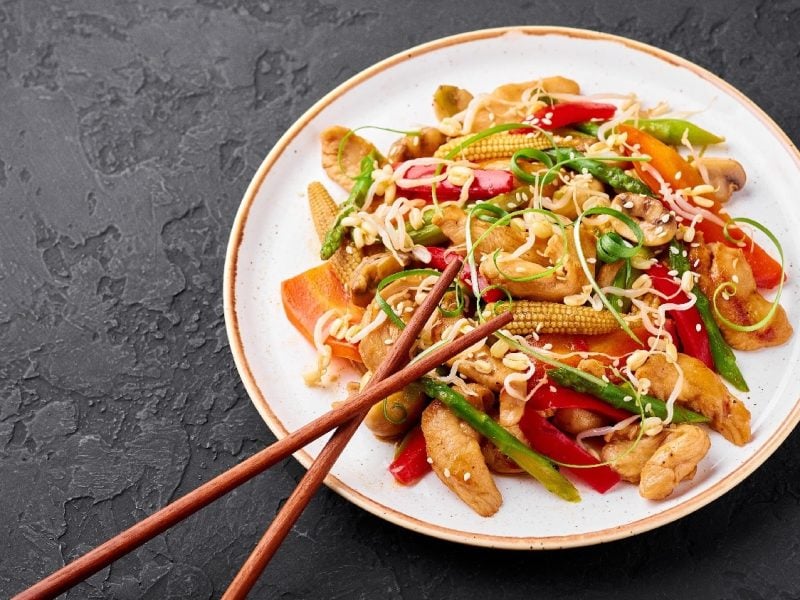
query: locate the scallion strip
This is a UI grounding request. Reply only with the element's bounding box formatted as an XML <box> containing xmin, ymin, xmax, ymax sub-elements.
<box><xmin>712</xmin><ymin>217</ymin><xmax>785</xmax><ymax>333</ymax></box>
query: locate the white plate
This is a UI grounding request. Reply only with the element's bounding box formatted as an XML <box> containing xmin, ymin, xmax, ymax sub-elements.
<box><xmin>224</xmin><ymin>27</ymin><xmax>800</xmax><ymax>548</ymax></box>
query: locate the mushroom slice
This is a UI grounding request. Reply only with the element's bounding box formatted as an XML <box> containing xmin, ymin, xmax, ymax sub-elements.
<box><xmin>320</xmin><ymin>125</ymin><xmax>380</xmax><ymax>192</ymax></box>
<box><xmin>421</xmin><ymin>399</ymin><xmax>502</xmax><ymax>517</ymax></box>
<box><xmin>601</xmin><ymin>426</ymin><xmax>668</xmax><ymax>483</ymax></box>
<box><xmin>610</xmin><ymin>192</ymin><xmax>677</xmax><ymax>246</ymax></box>
<box><xmin>694</xmin><ymin>157</ymin><xmax>746</xmax><ymax>204</ymax></box>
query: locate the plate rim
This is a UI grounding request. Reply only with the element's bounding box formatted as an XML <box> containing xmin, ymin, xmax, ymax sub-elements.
<box><xmin>223</xmin><ymin>25</ymin><xmax>800</xmax><ymax>549</ymax></box>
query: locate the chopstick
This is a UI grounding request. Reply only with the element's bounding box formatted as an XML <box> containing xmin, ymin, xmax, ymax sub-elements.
<box><xmin>220</xmin><ymin>258</ymin><xmax>466</xmax><ymax>598</ymax></box>
<box><xmin>15</xmin><ymin>259</ymin><xmax>511</xmax><ymax>600</ymax></box>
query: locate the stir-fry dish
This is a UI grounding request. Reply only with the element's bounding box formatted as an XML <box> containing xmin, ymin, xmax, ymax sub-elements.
<box><xmin>280</xmin><ymin>75</ymin><xmax>793</xmax><ymax>515</ymax></box>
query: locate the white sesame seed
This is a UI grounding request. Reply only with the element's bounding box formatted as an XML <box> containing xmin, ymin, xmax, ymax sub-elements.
<box><xmin>426</xmin><ymin>456</ymin><xmax>433</xmax><ymax>464</ymax></box>
<box><xmin>695</xmin><ymin>323</ymin><xmax>702</xmax><ymax>332</ymax></box>
<box><xmin>549</xmin><ymin>385</ymin><xmax>557</xmax><ymax>393</ymax></box>
<box><xmin>384</xmin><ymin>338</ymin><xmax>394</xmax><ymax>345</ymax></box>
<box><xmin>443</xmin><ymin>468</ymin><xmax>451</xmax><ymax>478</ymax></box>
<box><xmin>463</xmin><ymin>472</ymin><xmax>471</xmax><ymax>482</ymax></box>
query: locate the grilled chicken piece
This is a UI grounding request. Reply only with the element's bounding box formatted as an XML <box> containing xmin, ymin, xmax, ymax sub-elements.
<box><xmin>349</xmin><ymin>252</ymin><xmax>403</xmax><ymax>307</ymax></box>
<box><xmin>480</xmin><ymin>225</ymin><xmax>596</xmax><ymax>302</ymax></box>
<box><xmin>639</xmin><ymin>424</ymin><xmax>710</xmax><ymax>500</ymax></box>
<box><xmin>320</xmin><ymin>125</ymin><xmax>380</xmax><ymax>192</ymax></box>
<box><xmin>387</xmin><ymin>127</ymin><xmax>447</xmax><ymax>163</ymax></box>
<box><xmin>601</xmin><ymin>425</ymin><xmax>668</xmax><ymax>483</ymax></box>
<box><xmin>466</xmin><ymin>77</ymin><xmax>581</xmax><ymax>133</ymax></box>
<box><xmin>421</xmin><ymin>399</ymin><xmax>502</xmax><ymax>517</ymax></box>
<box><xmin>482</xmin><ymin>424</ymin><xmax>526</xmax><ymax>474</ymax></box>
<box><xmin>635</xmin><ymin>353</ymin><xmax>751</xmax><ymax>446</ymax></box>
<box><xmin>454</xmin><ymin>351</ymin><xmax>516</xmax><ymax>394</ymax></box>
<box><xmin>357</xmin><ymin>275</ymin><xmax>427</xmax><ymax>372</ymax></box>
<box><xmin>432</xmin><ymin>204</ymin><xmax>544</xmax><ymax>263</ymax></box>
<box><xmin>553</xmin><ymin>408</ymin><xmax>606</xmax><ymax>436</ymax></box>
<box><xmin>364</xmin><ymin>383</ymin><xmax>426</xmax><ymax>438</ymax></box>
<box><xmin>690</xmin><ymin>241</ymin><xmax>792</xmax><ymax>350</ymax></box>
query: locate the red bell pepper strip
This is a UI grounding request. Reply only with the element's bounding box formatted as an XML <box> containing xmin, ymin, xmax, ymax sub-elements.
<box><xmin>400</xmin><ymin>165</ymin><xmax>514</xmax><ymax>202</ymax></box>
<box><xmin>618</xmin><ymin>124</ymin><xmax>783</xmax><ymax>289</ymax></box>
<box><xmin>528</xmin><ymin>381</ymin><xmax>631</xmax><ymax>423</ymax></box>
<box><xmin>425</xmin><ymin>246</ymin><xmax>504</xmax><ymax>303</ymax></box>
<box><xmin>518</xmin><ymin>406</ymin><xmax>621</xmax><ymax>493</ymax></box>
<box><xmin>521</xmin><ymin>101</ymin><xmax>617</xmax><ymax>131</ymax></box>
<box><xmin>692</xmin><ymin>219</ymin><xmax>783</xmax><ymax>289</ymax></box>
<box><xmin>648</xmin><ymin>262</ymin><xmax>713</xmax><ymax>368</ymax></box>
<box><xmin>388</xmin><ymin>426</ymin><xmax>431</xmax><ymax>485</ymax></box>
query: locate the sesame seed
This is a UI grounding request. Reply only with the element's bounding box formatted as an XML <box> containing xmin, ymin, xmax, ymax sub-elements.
<box><xmin>695</xmin><ymin>323</ymin><xmax>702</xmax><ymax>332</ymax></box>
<box><xmin>542</xmin><ymin>343</ymin><xmax>553</xmax><ymax>351</ymax></box>
<box><xmin>426</xmin><ymin>456</ymin><xmax>433</xmax><ymax>464</ymax></box>
<box><xmin>443</xmin><ymin>468</ymin><xmax>451</xmax><ymax>478</ymax></box>
<box><xmin>384</xmin><ymin>338</ymin><xmax>394</xmax><ymax>345</ymax></box>
<box><xmin>549</xmin><ymin>385</ymin><xmax>557</xmax><ymax>393</ymax></box>
<box><xmin>732</xmin><ymin>274</ymin><xmax>739</xmax><ymax>284</ymax></box>
<box><xmin>623</xmin><ymin>201</ymin><xmax>634</xmax><ymax>209</ymax></box>
<box><xmin>463</xmin><ymin>472</ymin><xmax>471</xmax><ymax>482</ymax></box>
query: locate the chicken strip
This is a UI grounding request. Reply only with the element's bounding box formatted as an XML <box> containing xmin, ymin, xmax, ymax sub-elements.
<box><xmin>432</xmin><ymin>204</ymin><xmax>545</xmax><ymax>263</ymax></box>
<box><xmin>601</xmin><ymin>426</ymin><xmax>668</xmax><ymax>483</ymax></box>
<box><xmin>639</xmin><ymin>424</ymin><xmax>710</xmax><ymax>500</ymax></box>
<box><xmin>636</xmin><ymin>353</ymin><xmax>751</xmax><ymax>445</ymax></box>
<box><xmin>690</xmin><ymin>241</ymin><xmax>792</xmax><ymax>350</ymax></box>
<box><xmin>480</xmin><ymin>224</ymin><xmax>596</xmax><ymax>302</ymax></box>
<box><xmin>320</xmin><ymin>125</ymin><xmax>381</xmax><ymax>192</ymax></box>
<box><xmin>421</xmin><ymin>400</ymin><xmax>502</xmax><ymax>517</ymax></box>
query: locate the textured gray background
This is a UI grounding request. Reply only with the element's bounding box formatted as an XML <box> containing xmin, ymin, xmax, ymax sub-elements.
<box><xmin>1</xmin><ymin>1</ymin><xmax>799</xmax><ymax>598</ymax></box>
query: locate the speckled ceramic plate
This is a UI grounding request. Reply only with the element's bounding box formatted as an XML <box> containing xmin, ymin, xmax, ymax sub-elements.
<box><xmin>223</xmin><ymin>27</ymin><xmax>800</xmax><ymax>548</ymax></box>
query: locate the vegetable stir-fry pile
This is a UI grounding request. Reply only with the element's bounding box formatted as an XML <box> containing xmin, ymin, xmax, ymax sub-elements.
<box><xmin>281</xmin><ymin>75</ymin><xmax>793</xmax><ymax>516</ymax></box>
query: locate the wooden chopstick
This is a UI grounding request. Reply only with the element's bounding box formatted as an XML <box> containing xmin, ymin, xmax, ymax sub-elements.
<box><xmin>15</xmin><ymin>259</ymin><xmax>512</xmax><ymax>600</ymax></box>
<box><xmin>220</xmin><ymin>257</ymin><xmax>468</xmax><ymax>598</ymax></box>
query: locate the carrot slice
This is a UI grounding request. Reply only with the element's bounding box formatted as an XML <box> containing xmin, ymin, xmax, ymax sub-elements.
<box><xmin>281</xmin><ymin>263</ymin><xmax>363</xmax><ymax>362</ymax></box>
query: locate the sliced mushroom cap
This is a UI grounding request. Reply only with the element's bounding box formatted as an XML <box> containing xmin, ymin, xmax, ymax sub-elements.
<box><xmin>695</xmin><ymin>157</ymin><xmax>746</xmax><ymax>204</ymax></box>
<box><xmin>610</xmin><ymin>192</ymin><xmax>677</xmax><ymax>247</ymax></box>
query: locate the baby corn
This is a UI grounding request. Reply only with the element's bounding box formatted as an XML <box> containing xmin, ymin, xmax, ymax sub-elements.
<box><xmin>490</xmin><ymin>300</ymin><xmax>619</xmax><ymax>335</ymax></box>
<box><xmin>434</xmin><ymin>131</ymin><xmax>579</xmax><ymax>162</ymax></box>
<box><xmin>307</xmin><ymin>181</ymin><xmax>362</xmax><ymax>286</ymax></box>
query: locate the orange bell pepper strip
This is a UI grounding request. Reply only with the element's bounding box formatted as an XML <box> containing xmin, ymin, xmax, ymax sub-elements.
<box><xmin>618</xmin><ymin>124</ymin><xmax>783</xmax><ymax>289</ymax></box>
<box><xmin>281</xmin><ymin>262</ymin><xmax>363</xmax><ymax>362</ymax></box>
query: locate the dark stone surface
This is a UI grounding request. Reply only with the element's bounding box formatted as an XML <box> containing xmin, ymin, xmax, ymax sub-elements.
<box><xmin>1</xmin><ymin>1</ymin><xmax>798</xmax><ymax>598</ymax></box>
